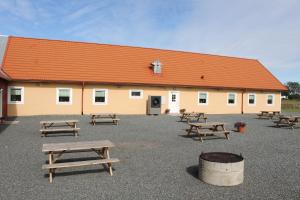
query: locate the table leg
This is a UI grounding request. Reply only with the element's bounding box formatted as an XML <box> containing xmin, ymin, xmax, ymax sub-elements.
<box><xmin>187</xmin><ymin>125</ymin><xmax>193</xmax><ymax>136</ymax></box>
<box><xmin>196</xmin><ymin>127</ymin><xmax>203</xmax><ymax>142</ymax></box>
<box><xmin>74</xmin><ymin>122</ymin><xmax>78</xmax><ymax>137</ymax></box>
<box><xmin>49</xmin><ymin>152</ymin><xmax>53</xmax><ymax>183</ymax></box>
<box><xmin>104</xmin><ymin>148</ymin><xmax>113</xmax><ymax>176</ymax></box>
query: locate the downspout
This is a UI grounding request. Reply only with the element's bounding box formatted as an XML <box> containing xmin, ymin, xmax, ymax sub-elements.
<box><xmin>241</xmin><ymin>90</ymin><xmax>244</xmax><ymax>114</ymax></box>
<box><xmin>81</xmin><ymin>82</ymin><xmax>84</xmax><ymax>115</ymax></box>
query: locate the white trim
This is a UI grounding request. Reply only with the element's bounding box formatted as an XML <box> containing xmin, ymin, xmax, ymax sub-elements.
<box><xmin>129</xmin><ymin>89</ymin><xmax>143</xmax><ymax>99</ymax></box>
<box><xmin>56</xmin><ymin>88</ymin><xmax>72</xmax><ymax>105</ymax></box>
<box><xmin>168</xmin><ymin>91</ymin><xmax>180</xmax><ymax>113</ymax></box>
<box><xmin>93</xmin><ymin>89</ymin><xmax>108</xmax><ymax>105</ymax></box>
<box><xmin>8</xmin><ymin>86</ymin><xmax>24</xmax><ymax>104</ymax></box>
<box><xmin>266</xmin><ymin>94</ymin><xmax>275</xmax><ymax>106</ymax></box>
<box><xmin>198</xmin><ymin>91</ymin><xmax>208</xmax><ymax>105</ymax></box>
<box><xmin>227</xmin><ymin>92</ymin><xmax>237</xmax><ymax>106</ymax></box>
<box><xmin>247</xmin><ymin>93</ymin><xmax>256</xmax><ymax>106</ymax></box>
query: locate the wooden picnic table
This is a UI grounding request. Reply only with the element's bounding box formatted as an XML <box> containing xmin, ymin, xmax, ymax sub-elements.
<box><xmin>180</xmin><ymin>112</ymin><xmax>207</xmax><ymax>123</ymax></box>
<box><xmin>274</xmin><ymin>116</ymin><xmax>300</xmax><ymax>129</ymax></box>
<box><xmin>186</xmin><ymin>122</ymin><xmax>230</xmax><ymax>142</ymax></box>
<box><xmin>42</xmin><ymin>140</ymin><xmax>120</xmax><ymax>183</ymax></box>
<box><xmin>257</xmin><ymin>111</ymin><xmax>281</xmax><ymax>119</ymax></box>
<box><xmin>90</xmin><ymin>113</ymin><xmax>120</xmax><ymax>125</ymax></box>
<box><xmin>40</xmin><ymin>120</ymin><xmax>80</xmax><ymax>137</ymax></box>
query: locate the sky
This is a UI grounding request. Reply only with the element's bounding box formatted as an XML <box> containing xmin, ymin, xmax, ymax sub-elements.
<box><xmin>0</xmin><ymin>0</ymin><xmax>299</xmax><ymax>83</ymax></box>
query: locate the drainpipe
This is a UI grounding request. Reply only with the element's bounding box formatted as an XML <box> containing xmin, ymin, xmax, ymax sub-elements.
<box><xmin>81</xmin><ymin>82</ymin><xmax>84</xmax><ymax>115</ymax></box>
<box><xmin>241</xmin><ymin>90</ymin><xmax>244</xmax><ymax>114</ymax></box>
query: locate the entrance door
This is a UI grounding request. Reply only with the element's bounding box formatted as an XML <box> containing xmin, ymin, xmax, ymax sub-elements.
<box><xmin>0</xmin><ymin>89</ymin><xmax>2</xmax><ymax>118</ymax></box>
<box><xmin>168</xmin><ymin>91</ymin><xmax>180</xmax><ymax>113</ymax></box>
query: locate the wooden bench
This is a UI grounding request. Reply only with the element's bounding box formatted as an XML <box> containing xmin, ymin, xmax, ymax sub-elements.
<box><xmin>40</xmin><ymin>120</ymin><xmax>79</xmax><ymax>137</ymax></box>
<box><xmin>42</xmin><ymin>140</ymin><xmax>119</xmax><ymax>183</ymax></box>
<box><xmin>90</xmin><ymin>113</ymin><xmax>120</xmax><ymax>125</ymax></box>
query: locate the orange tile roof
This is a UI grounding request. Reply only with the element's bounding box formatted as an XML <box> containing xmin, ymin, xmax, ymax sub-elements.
<box><xmin>2</xmin><ymin>36</ymin><xmax>287</xmax><ymax>91</ymax></box>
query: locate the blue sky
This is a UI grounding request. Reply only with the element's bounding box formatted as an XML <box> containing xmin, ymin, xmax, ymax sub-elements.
<box><xmin>0</xmin><ymin>0</ymin><xmax>299</xmax><ymax>83</ymax></box>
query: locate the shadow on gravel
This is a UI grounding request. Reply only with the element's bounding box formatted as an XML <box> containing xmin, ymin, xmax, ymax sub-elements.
<box><xmin>43</xmin><ymin>168</ymin><xmax>109</xmax><ymax>178</ymax></box>
<box><xmin>0</xmin><ymin>117</ymin><xmax>17</xmax><ymax>135</ymax></box>
<box><xmin>186</xmin><ymin>165</ymin><xmax>199</xmax><ymax>179</ymax></box>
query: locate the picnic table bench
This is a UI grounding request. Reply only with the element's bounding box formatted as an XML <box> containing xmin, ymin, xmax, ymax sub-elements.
<box><xmin>274</xmin><ymin>116</ymin><xmax>300</xmax><ymax>129</ymax></box>
<box><xmin>90</xmin><ymin>113</ymin><xmax>120</xmax><ymax>125</ymax></box>
<box><xmin>257</xmin><ymin>111</ymin><xmax>281</xmax><ymax>119</ymax></box>
<box><xmin>186</xmin><ymin>122</ymin><xmax>230</xmax><ymax>142</ymax></box>
<box><xmin>42</xmin><ymin>140</ymin><xmax>120</xmax><ymax>183</ymax></box>
<box><xmin>40</xmin><ymin>120</ymin><xmax>80</xmax><ymax>137</ymax></box>
<box><xmin>180</xmin><ymin>112</ymin><xmax>207</xmax><ymax>123</ymax></box>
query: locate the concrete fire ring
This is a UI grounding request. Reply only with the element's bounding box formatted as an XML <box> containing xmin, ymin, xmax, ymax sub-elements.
<box><xmin>199</xmin><ymin>152</ymin><xmax>244</xmax><ymax>186</ymax></box>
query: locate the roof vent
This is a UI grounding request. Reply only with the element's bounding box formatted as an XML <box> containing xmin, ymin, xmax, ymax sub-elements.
<box><xmin>151</xmin><ymin>59</ymin><xmax>162</xmax><ymax>74</ymax></box>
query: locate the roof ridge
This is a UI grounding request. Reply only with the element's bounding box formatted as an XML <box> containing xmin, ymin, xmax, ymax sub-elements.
<box><xmin>9</xmin><ymin>35</ymin><xmax>257</xmax><ymax>61</ymax></box>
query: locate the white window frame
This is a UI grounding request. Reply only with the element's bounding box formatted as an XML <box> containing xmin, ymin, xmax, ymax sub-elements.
<box><xmin>56</xmin><ymin>88</ymin><xmax>72</xmax><ymax>105</ymax></box>
<box><xmin>227</xmin><ymin>92</ymin><xmax>237</xmax><ymax>106</ymax></box>
<box><xmin>93</xmin><ymin>89</ymin><xmax>108</xmax><ymax>105</ymax></box>
<box><xmin>8</xmin><ymin>86</ymin><xmax>24</xmax><ymax>104</ymax></box>
<box><xmin>248</xmin><ymin>93</ymin><xmax>256</xmax><ymax>106</ymax></box>
<box><xmin>129</xmin><ymin>89</ymin><xmax>143</xmax><ymax>99</ymax></box>
<box><xmin>266</xmin><ymin>94</ymin><xmax>275</xmax><ymax>106</ymax></box>
<box><xmin>198</xmin><ymin>91</ymin><xmax>208</xmax><ymax>105</ymax></box>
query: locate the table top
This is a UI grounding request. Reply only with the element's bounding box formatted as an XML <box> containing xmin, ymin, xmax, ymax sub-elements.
<box><xmin>188</xmin><ymin>122</ymin><xmax>225</xmax><ymax>126</ymax></box>
<box><xmin>42</xmin><ymin>140</ymin><xmax>114</xmax><ymax>152</ymax></box>
<box><xmin>40</xmin><ymin>120</ymin><xmax>78</xmax><ymax>124</ymax></box>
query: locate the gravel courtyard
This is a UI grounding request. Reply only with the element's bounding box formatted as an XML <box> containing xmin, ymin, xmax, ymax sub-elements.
<box><xmin>0</xmin><ymin>114</ymin><xmax>299</xmax><ymax>200</ymax></box>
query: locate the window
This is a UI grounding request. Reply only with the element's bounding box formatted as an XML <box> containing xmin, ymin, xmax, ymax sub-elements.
<box><xmin>8</xmin><ymin>86</ymin><xmax>24</xmax><ymax>104</ymax></box>
<box><xmin>172</xmin><ymin>94</ymin><xmax>176</xmax><ymax>102</ymax></box>
<box><xmin>267</xmin><ymin>94</ymin><xmax>274</xmax><ymax>105</ymax></box>
<box><xmin>56</xmin><ymin>88</ymin><xmax>72</xmax><ymax>104</ymax></box>
<box><xmin>248</xmin><ymin>94</ymin><xmax>256</xmax><ymax>105</ymax></box>
<box><xmin>129</xmin><ymin>90</ymin><xmax>143</xmax><ymax>99</ymax></box>
<box><xmin>227</xmin><ymin>93</ymin><xmax>236</xmax><ymax>105</ymax></box>
<box><xmin>198</xmin><ymin>92</ymin><xmax>208</xmax><ymax>105</ymax></box>
<box><xmin>93</xmin><ymin>89</ymin><xmax>108</xmax><ymax>105</ymax></box>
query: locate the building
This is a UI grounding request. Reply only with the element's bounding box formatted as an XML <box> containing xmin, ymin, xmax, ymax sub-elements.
<box><xmin>0</xmin><ymin>35</ymin><xmax>287</xmax><ymax>117</ymax></box>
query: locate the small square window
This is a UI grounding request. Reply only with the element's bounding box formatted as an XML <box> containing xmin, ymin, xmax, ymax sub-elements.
<box><xmin>57</xmin><ymin>88</ymin><xmax>72</xmax><ymax>104</ymax></box>
<box><xmin>198</xmin><ymin>92</ymin><xmax>208</xmax><ymax>105</ymax></box>
<box><xmin>228</xmin><ymin>93</ymin><xmax>236</xmax><ymax>105</ymax></box>
<box><xmin>129</xmin><ymin>90</ymin><xmax>143</xmax><ymax>99</ymax></box>
<box><xmin>93</xmin><ymin>89</ymin><xmax>108</xmax><ymax>105</ymax></box>
<box><xmin>8</xmin><ymin>86</ymin><xmax>24</xmax><ymax>104</ymax></box>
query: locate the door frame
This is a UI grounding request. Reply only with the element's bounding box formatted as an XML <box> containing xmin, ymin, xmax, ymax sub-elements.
<box><xmin>168</xmin><ymin>91</ymin><xmax>180</xmax><ymax>114</ymax></box>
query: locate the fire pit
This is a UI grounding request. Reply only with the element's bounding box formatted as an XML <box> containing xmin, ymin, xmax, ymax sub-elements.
<box><xmin>199</xmin><ymin>152</ymin><xmax>244</xmax><ymax>186</ymax></box>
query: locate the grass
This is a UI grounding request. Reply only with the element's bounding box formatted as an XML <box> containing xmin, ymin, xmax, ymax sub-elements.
<box><xmin>282</xmin><ymin>99</ymin><xmax>300</xmax><ymax>113</ymax></box>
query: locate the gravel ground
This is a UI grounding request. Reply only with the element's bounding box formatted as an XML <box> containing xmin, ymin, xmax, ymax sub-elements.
<box><xmin>0</xmin><ymin>114</ymin><xmax>299</xmax><ymax>200</ymax></box>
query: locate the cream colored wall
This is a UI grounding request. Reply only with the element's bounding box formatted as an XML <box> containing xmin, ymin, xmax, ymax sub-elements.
<box><xmin>7</xmin><ymin>82</ymin><xmax>82</xmax><ymax>116</ymax></box>
<box><xmin>7</xmin><ymin>82</ymin><xmax>282</xmax><ymax>116</ymax></box>
<box><xmin>243</xmin><ymin>91</ymin><xmax>281</xmax><ymax>113</ymax></box>
<box><xmin>83</xmin><ymin>85</ymin><xmax>169</xmax><ymax>114</ymax></box>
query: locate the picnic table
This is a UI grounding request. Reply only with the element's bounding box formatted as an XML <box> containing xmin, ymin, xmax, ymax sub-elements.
<box><xmin>180</xmin><ymin>112</ymin><xmax>207</xmax><ymax>123</ymax></box>
<box><xmin>257</xmin><ymin>111</ymin><xmax>281</xmax><ymax>119</ymax></box>
<box><xmin>90</xmin><ymin>113</ymin><xmax>120</xmax><ymax>125</ymax></box>
<box><xmin>42</xmin><ymin>140</ymin><xmax>120</xmax><ymax>183</ymax></box>
<box><xmin>274</xmin><ymin>116</ymin><xmax>300</xmax><ymax>129</ymax></box>
<box><xmin>186</xmin><ymin>122</ymin><xmax>230</xmax><ymax>142</ymax></box>
<box><xmin>40</xmin><ymin>120</ymin><xmax>80</xmax><ymax>137</ymax></box>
